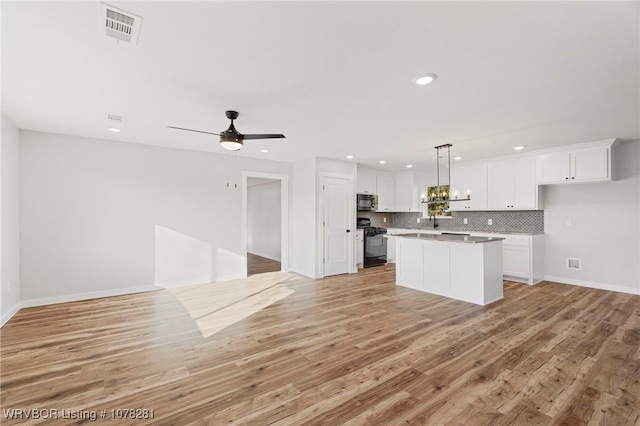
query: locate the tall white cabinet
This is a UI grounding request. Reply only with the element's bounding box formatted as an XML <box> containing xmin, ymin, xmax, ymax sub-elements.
<box><xmin>376</xmin><ymin>174</ymin><xmax>395</xmax><ymax>211</ymax></box>
<box><xmin>487</xmin><ymin>157</ymin><xmax>541</xmax><ymax>210</ymax></box>
<box><xmin>449</xmin><ymin>164</ymin><xmax>488</xmax><ymax>211</ymax></box>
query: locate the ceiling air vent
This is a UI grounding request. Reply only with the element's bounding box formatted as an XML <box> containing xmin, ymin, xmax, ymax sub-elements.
<box><xmin>101</xmin><ymin>3</ymin><xmax>142</xmax><ymax>45</ymax></box>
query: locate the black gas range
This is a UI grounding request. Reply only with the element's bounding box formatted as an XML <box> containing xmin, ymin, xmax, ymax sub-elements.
<box><xmin>357</xmin><ymin>218</ymin><xmax>387</xmax><ymax>267</ymax></box>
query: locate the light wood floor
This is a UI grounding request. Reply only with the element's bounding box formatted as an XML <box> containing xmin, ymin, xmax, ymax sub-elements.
<box><xmin>1</xmin><ymin>265</ymin><xmax>639</xmax><ymax>425</ymax></box>
<box><xmin>247</xmin><ymin>253</ymin><xmax>281</xmax><ymax>276</ymax></box>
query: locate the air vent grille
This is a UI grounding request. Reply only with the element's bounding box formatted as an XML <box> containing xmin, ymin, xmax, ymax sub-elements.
<box><xmin>101</xmin><ymin>3</ymin><xmax>142</xmax><ymax>45</ymax></box>
<box><xmin>567</xmin><ymin>258</ymin><xmax>581</xmax><ymax>270</ymax></box>
<box><xmin>107</xmin><ymin>114</ymin><xmax>125</xmax><ymax>123</ymax></box>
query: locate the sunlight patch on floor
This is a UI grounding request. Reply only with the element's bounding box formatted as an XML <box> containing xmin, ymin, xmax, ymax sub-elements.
<box><xmin>167</xmin><ymin>271</ymin><xmax>297</xmax><ymax>338</ymax></box>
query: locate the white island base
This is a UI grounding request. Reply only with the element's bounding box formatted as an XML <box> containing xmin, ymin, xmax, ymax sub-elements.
<box><xmin>395</xmin><ymin>234</ymin><xmax>504</xmax><ymax>306</ymax></box>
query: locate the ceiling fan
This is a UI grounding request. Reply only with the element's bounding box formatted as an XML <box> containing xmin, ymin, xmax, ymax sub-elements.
<box><xmin>168</xmin><ymin>110</ymin><xmax>285</xmax><ymax>151</ymax></box>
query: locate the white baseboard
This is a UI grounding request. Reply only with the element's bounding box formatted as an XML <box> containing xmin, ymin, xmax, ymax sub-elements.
<box><xmin>248</xmin><ymin>251</ymin><xmax>281</xmax><ymax>262</ymax></box>
<box><xmin>154</xmin><ymin>278</ymin><xmax>213</xmax><ymax>289</ymax></box>
<box><xmin>287</xmin><ymin>267</ymin><xmax>316</xmax><ymax>279</ymax></box>
<box><xmin>216</xmin><ymin>273</ymin><xmax>246</xmax><ymax>282</ymax></box>
<box><xmin>544</xmin><ymin>275</ymin><xmax>640</xmax><ymax>295</ymax></box>
<box><xmin>20</xmin><ymin>285</ymin><xmax>159</xmax><ymax>309</ymax></box>
<box><xmin>1</xmin><ymin>303</ymin><xmax>22</xmax><ymax>327</ymax></box>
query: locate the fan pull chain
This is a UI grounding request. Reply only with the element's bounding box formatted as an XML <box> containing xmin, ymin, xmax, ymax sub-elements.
<box><xmin>234</xmin><ymin>152</ymin><xmax>238</xmax><ymax>189</ymax></box>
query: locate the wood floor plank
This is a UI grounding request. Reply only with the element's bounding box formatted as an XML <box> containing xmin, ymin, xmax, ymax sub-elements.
<box><xmin>2</xmin><ymin>265</ymin><xmax>639</xmax><ymax>425</ymax></box>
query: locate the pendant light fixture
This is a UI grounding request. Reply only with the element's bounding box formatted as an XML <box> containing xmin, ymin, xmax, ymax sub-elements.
<box><xmin>420</xmin><ymin>144</ymin><xmax>471</xmax><ymax>204</ymax></box>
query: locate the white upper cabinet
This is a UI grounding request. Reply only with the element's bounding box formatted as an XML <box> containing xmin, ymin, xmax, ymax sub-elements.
<box><xmin>449</xmin><ymin>164</ymin><xmax>488</xmax><ymax>211</ymax></box>
<box><xmin>394</xmin><ymin>171</ymin><xmax>422</xmax><ymax>212</ymax></box>
<box><xmin>356</xmin><ymin>170</ymin><xmax>377</xmax><ymax>194</ymax></box>
<box><xmin>376</xmin><ymin>174</ymin><xmax>395</xmax><ymax>211</ymax></box>
<box><xmin>488</xmin><ymin>157</ymin><xmax>540</xmax><ymax>210</ymax></box>
<box><xmin>536</xmin><ymin>139</ymin><xmax>616</xmax><ymax>185</ymax></box>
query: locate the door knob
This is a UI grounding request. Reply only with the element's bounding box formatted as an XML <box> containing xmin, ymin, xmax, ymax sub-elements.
<box><xmin>346</xmin><ymin>229</ymin><xmax>351</xmax><ymax>233</ymax></box>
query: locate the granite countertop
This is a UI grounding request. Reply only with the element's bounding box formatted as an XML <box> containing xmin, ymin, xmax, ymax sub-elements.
<box><xmin>387</xmin><ymin>228</ymin><xmax>543</xmax><ymax>236</ymax></box>
<box><xmin>393</xmin><ymin>233</ymin><xmax>505</xmax><ymax>244</ymax></box>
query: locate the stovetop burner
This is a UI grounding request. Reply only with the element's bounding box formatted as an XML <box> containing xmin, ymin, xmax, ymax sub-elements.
<box><xmin>364</xmin><ymin>226</ymin><xmax>387</xmax><ymax>236</ymax></box>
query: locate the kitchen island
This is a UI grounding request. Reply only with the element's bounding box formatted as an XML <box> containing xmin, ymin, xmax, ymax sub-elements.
<box><xmin>394</xmin><ymin>233</ymin><xmax>504</xmax><ymax>306</ymax></box>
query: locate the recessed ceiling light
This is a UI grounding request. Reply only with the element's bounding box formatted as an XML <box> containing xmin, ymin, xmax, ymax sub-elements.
<box><xmin>346</xmin><ymin>155</ymin><xmax>354</xmax><ymax>159</ymax></box>
<box><xmin>261</xmin><ymin>149</ymin><xmax>269</xmax><ymax>153</ymax></box>
<box><xmin>514</xmin><ymin>146</ymin><xmax>525</xmax><ymax>151</ymax></box>
<box><xmin>108</xmin><ymin>128</ymin><xmax>121</xmax><ymax>133</ymax></box>
<box><xmin>415</xmin><ymin>73</ymin><xmax>438</xmax><ymax>85</ymax></box>
<box><xmin>454</xmin><ymin>156</ymin><xmax>462</xmax><ymax>160</ymax></box>
<box><xmin>379</xmin><ymin>160</ymin><xmax>386</xmax><ymax>164</ymax></box>
<box><xmin>406</xmin><ymin>164</ymin><xmax>413</xmax><ymax>168</ymax></box>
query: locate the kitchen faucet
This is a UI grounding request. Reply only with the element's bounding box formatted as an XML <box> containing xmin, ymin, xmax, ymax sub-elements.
<box><xmin>429</xmin><ymin>214</ymin><xmax>439</xmax><ymax>229</ymax></box>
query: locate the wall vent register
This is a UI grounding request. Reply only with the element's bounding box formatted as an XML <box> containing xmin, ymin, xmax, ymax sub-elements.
<box><xmin>567</xmin><ymin>258</ymin><xmax>582</xmax><ymax>270</ymax></box>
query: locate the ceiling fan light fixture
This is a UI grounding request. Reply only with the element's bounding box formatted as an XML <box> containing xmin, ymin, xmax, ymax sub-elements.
<box><xmin>220</xmin><ymin>134</ymin><xmax>243</xmax><ymax>151</ymax></box>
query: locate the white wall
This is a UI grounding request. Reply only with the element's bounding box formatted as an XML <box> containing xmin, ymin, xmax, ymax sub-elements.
<box><xmin>543</xmin><ymin>140</ymin><xmax>640</xmax><ymax>293</ymax></box>
<box><xmin>19</xmin><ymin>131</ymin><xmax>292</xmax><ymax>304</ymax></box>
<box><xmin>247</xmin><ymin>179</ymin><xmax>281</xmax><ymax>260</ymax></box>
<box><xmin>1</xmin><ymin>115</ymin><xmax>22</xmax><ymax>325</ymax></box>
<box><xmin>291</xmin><ymin>158</ymin><xmax>317</xmax><ymax>278</ymax></box>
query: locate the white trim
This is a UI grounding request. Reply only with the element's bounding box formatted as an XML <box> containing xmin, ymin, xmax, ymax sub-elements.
<box><xmin>247</xmin><ymin>251</ymin><xmax>281</xmax><ymax>262</ymax></box>
<box><xmin>544</xmin><ymin>275</ymin><xmax>640</xmax><ymax>295</ymax></box>
<box><xmin>241</xmin><ymin>171</ymin><xmax>289</xmax><ymax>278</ymax></box>
<box><xmin>215</xmin><ymin>273</ymin><xmax>245</xmax><ymax>282</ymax></box>
<box><xmin>20</xmin><ymin>285</ymin><xmax>158</xmax><ymax>309</ymax></box>
<box><xmin>1</xmin><ymin>303</ymin><xmax>22</xmax><ymax>327</ymax></box>
<box><xmin>287</xmin><ymin>267</ymin><xmax>317</xmax><ymax>279</ymax></box>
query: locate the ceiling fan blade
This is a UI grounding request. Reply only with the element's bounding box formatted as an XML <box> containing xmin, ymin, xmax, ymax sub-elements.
<box><xmin>242</xmin><ymin>134</ymin><xmax>286</xmax><ymax>140</ymax></box>
<box><xmin>168</xmin><ymin>126</ymin><xmax>220</xmax><ymax>136</ymax></box>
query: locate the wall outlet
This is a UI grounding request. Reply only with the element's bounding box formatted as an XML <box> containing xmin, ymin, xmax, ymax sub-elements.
<box><xmin>565</xmin><ymin>219</ymin><xmax>572</xmax><ymax>227</ymax></box>
<box><xmin>463</xmin><ymin>218</ymin><xmax>468</xmax><ymax>224</ymax></box>
<box><xmin>488</xmin><ymin>219</ymin><xmax>493</xmax><ymax>225</ymax></box>
<box><xmin>384</xmin><ymin>217</ymin><xmax>387</xmax><ymax>223</ymax></box>
<box><xmin>416</xmin><ymin>217</ymin><xmax>420</xmax><ymax>224</ymax></box>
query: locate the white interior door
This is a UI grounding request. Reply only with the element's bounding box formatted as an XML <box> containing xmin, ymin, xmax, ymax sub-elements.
<box><xmin>323</xmin><ymin>176</ymin><xmax>351</xmax><ymax>276</ymax></box>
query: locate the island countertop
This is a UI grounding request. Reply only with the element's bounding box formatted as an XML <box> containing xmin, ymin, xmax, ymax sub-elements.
<box><xmin>392</xmin><ymin>233</ymin><xmax>505</xmax><ymax>244</ymax></box>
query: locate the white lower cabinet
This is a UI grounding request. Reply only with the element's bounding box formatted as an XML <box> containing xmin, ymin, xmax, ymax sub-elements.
<box><xmin>356</xmin><ymin>229</ymin><xmax>364</xmax><ymax>268</ymax></box>
<box><xmin>474</xmin><ymin>233</ymin><xmax>544</xmax><ymax>284</ymax></box>
<box><xmin>396</xmin><ymin>238</ymin><xmax>424</xmax><ymax>289</ymax></box>
<box><xmin>395</xmin><ymin>237</ymin><xmax>503</xmax><ymax>306</ymax></box>
<box><xmin>386</xmin><ymin>235</ymin><xmax>396</xmax><ymax>263</ymax></box>
<box><xmin>391</xmin><ymin>229</ymin><xmax>544</xmax><ymax>285</ymax></box>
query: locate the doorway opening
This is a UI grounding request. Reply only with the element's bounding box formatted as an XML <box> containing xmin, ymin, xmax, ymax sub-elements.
<box><xmin>241</xmin><ymin>172</ymin><xmax>289</xmax><ymax>277</ymax></box>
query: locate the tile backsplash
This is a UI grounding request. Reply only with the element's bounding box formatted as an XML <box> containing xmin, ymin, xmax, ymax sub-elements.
<box><xmin>356</xmin><ymin>212</ymin><xmax>393</xmax><ymax>228</ymax></box>
<box><xmin>392</xmin><ymin>210</ymin><xmax>544</xmax><ymax>233</ymax></box>
<box><xmin>358</xmin><ymin>210</ymin><xmax>543</xmax><ymax>233</ymax></box>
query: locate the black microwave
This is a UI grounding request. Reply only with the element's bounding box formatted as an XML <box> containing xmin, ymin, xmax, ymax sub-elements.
<box><xmin>357</xmin><ymin>194</ymin><xmax>378</xmax><ymax>211</ymax></box>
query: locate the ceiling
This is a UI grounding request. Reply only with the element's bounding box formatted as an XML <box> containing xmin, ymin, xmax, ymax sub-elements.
<box><xmin>2</xmin><ymin>1</ymin><xmax>639</xmax><ymax>172</ymax></box>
